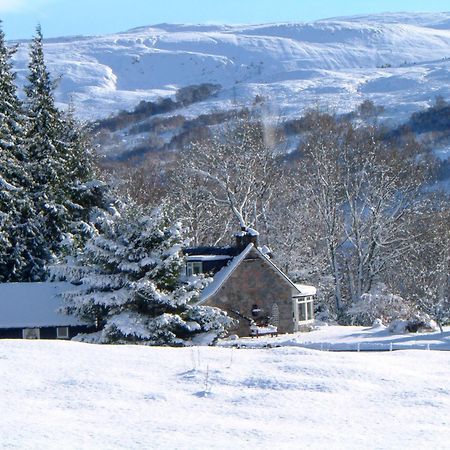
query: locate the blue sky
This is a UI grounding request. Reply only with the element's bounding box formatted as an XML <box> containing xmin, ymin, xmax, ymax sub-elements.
<box><xmin>1</xmin><ymin>0</ymin><xmax>450</xmax><ymax>40</ymax></box>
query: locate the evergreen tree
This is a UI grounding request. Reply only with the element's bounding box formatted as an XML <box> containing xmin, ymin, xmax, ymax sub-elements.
<box><xmin>24</xmin><ymin>25</ymin><xmax>72</xmax><ymax>260</ymax></box>
<box><xmin>57</xmin><ymin>107</ymin><xmax>110</xmax><ymax>253</ymax></box>
<box><xmin>54</xmin><ymin>205</ymin><xmax>233</xmax><ymax>345</ymax></box>
<box><xmin>23</xmin><ymin>26</ymin><xmax>110</xmax><ymax>277</ymax></box>
<box><xmin>0</xmin><ymin>22</ymin><xmax>44</xmax><ymax>281</ymax></box>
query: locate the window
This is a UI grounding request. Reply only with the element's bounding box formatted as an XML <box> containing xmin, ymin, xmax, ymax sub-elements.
<box><xmin>57</xmin><ymin>327</ymin><xmax>69</xmax><ymax>339</ymax></box>
<box><xmin>22</xmin><ymin>328</ymin><xmax>40</xmax><ymax>339</ymax></box>
<box><xmin>297</xmin><ymin>297</ymin><xmax>314</xmax><ymax>323</ymax></box>
<box><xmin>307</xmin><ymin>301</ymin><xmax>314</xmax><ymax>321</ymax></box>
<box><xmin>299</xmin><ymin>302</ymin><xmax>307</xmax><ymax>321</ymax></box>
<box><xmin>186</xmin><ymin>261</ymin><xmax>203</xmax><ymax>277</ymax></box>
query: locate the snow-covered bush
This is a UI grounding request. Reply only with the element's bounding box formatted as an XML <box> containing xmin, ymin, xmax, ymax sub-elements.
<box><xmin>388</xmin><ymin>316</ymin><xmax>437</xmax><ymax>334</ymax></box>
<box><xmin>371</xmin><ymin>318</ymin><xmax>384</xmax><ymax>328</ymax></box>
<box><xmin>348</xmin><ymin>285</ymin><xmax>413</xmax><ymax>326</ymax></box>
<box><xmin>53</xmin><ymin>205</ymin><xmax>233</xmax><ymax>345</ymax></box>
<box><xmin>388</xmin><ymin>319</ymin><xmax>409</xmax><ymax>334</ymax></box>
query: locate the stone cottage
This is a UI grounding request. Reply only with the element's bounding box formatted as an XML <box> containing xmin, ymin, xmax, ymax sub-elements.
<box><xmin>185</xmin><ymin>228</ymin><xmax>316</xmax><ymax>336</ymax></box>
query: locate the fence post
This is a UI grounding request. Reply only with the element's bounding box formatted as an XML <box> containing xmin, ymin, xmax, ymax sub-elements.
<box><xmin>390</xmin><ymin>342</ymin><xmax>393</xmax><ymax>352</ymax></box>
<box><xmin>357</xmin><ymin>342</ymin><xmax>360</xmax><ymax>352</ymax></box>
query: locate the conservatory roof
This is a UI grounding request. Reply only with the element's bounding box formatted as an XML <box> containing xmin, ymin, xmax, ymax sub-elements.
<box><xmin>294</xmin><ymin>284</ymin><xmax>317</xmax><ymax>297</ymax></box>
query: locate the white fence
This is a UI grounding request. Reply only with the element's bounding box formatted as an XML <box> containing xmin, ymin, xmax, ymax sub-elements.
<box><xmin>305</xmin><ymin>342</ymin><xmax>436</xmax><ymax>352</ymax></box>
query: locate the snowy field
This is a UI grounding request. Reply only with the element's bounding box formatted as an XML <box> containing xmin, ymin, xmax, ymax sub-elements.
<box><xmin>222</xmin><ymin>324</ymin><xmax>450</xmax><ymax>351</ymax></box>
<box><xmin>1</xmin><ymin>331</ymin><xmax>450</xmax><ymax>449</ymax></box>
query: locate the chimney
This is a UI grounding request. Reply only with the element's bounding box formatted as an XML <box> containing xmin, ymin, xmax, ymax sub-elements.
<box><xmin>235</xmin><ymin>226</ymin><xmax>259</xmax><ymax>250</ymax></box>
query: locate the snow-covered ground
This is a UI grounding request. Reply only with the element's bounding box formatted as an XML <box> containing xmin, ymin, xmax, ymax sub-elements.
<box><xmin>221</xmin><ymin>324</ymin><xmax>450</xmax><ymax>351</ymax></box>
<box><xmin>1</xmin><ymin>326</ymin><xmax>450</xmax><ymax>449</ymax></box>
<box><xmin>10</xmin><ymin>13</ymin><xmax>450</xmax><ymax>122</ymax></box>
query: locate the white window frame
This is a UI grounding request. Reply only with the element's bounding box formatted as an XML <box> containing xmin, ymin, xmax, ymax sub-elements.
<box><xmin>186</xmin><ymin>261</ymin><xmax>203</xmax><ymax>277</ymax></box>
<box><xmin>22</xmin><ymin>328</ymin><xmax>40</xmax><ymax>339</ymax></box>
<box><xmin>56</xmin><ymin>326</ymin><xmax>69</xmax><ymax>339</ymax></box>
<box><xmin>293</xmin><ymin>296</ymin><xmax>314</xmax><ymax>331</ymax></box>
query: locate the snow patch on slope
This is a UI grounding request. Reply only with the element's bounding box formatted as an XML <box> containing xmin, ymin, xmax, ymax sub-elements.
<box><xmin>9</xmin><ymin>14</ymin><xmax>450</xmax><ymax>121</ymax></box>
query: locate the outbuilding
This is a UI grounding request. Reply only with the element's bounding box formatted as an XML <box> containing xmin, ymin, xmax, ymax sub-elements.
<box><xmin>0</xmin><ymin>282</ymin><xmax>93</xmax><ymax>339</ymax></box>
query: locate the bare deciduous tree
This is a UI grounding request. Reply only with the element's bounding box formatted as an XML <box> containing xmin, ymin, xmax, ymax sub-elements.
<box><xmin>298</xmin><ymin>111</ymin><xmax>431</xmax><ymax>316</ymax></box>
<box><xmin>170</xmin><ymin>117</ymin><xmax>283</xmax><ymax>242</ymax></box>
<box><xmin>298</xmin><ymin>112</ymin><xmax>350</xmax><ymax>313</ymax></box>
<box><xmin>391</xmin><ymin>199</ymin><xmax>450</xmax><ymax>331</ymax></box>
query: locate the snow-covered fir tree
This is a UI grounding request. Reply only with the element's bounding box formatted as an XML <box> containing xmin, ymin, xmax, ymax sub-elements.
<box><xmin>22</xmin><ymin>26</ymin><xmax>110</xmax><ymax>277</ymax></box>
<box><xmin>57</xmin><ymin>107</ymin><xmax>111</xmax><ymax>252</ymax></box>
<box><xmin>53</xmin><ymin>204</ymin><xmax>233</xmax><ymax>345</ymax></box>
<box><xmin>0</xmin><ymin>23</ymin><xmax>46</xmax><ymax>281</ymax></box>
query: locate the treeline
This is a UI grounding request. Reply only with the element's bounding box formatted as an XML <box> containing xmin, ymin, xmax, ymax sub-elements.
<box><xmin>93</xmin><ymin>100</ymin><xmax>249</xmax><ymax>161</ymax></box>
<box><xmin>92</xmin><ymin>83</ymin><xmax>221</xmax><ymax>133</ymax></box>
<box><xmin>407</xmin><ymin>96</ymin><xmax>450</xmax><ymax>135</ymax></box>
<box><xmin>92</xmin><ymin>92</ymin><xmax>450</xmax><ymax>197</ymax></box>
<box><xmin>116</xmin><ymin>108</ymin><xmax>251</xmax><ymax>161</ymax></box>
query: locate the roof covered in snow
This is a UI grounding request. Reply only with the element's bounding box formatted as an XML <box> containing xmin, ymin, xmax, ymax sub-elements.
<box><xmin>186</xmin><ymin>255</ymin><xmax>232</xmax><ymax>262</ymax></box>
<box><xmin>0</xmin><ymin>282</ymin><xmax>87</xmax><ymax>328</ymax></box>
<box><xmin>246</xmin><ymin>227</ymin><xmax>259</xmax><ymax>236</ymax></box>
<box><xmin>294</xmin><ymin>284</ymin><xmax>317</xmax><ymax>297</ymax></box>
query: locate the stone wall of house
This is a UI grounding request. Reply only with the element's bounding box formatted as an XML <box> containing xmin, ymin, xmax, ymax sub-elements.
<box><xmin>205</xmin><ymin>250</ymin><xmax>294</xmax><ymax>336</ymax></box>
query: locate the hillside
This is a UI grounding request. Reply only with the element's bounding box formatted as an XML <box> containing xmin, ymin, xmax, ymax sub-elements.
<box><xmin>10</xmin><ymin>12</ymin><xmax>450</xmax><ymax>124</ymax></box>
<box><xmin>1</xmin><ymin>339</ymin><xmax>449</xmax><ymax>449</ymax></box>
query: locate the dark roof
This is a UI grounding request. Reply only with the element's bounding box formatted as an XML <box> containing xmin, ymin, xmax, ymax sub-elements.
<box><xmin>183</xmin><ymin>246</ymin><xmax>240</xmax><ymax>257</ymax></box>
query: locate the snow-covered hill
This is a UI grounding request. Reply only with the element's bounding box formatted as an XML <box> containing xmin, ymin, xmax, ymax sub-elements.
<box><xmin>1</xmin><ymin>339</ymin><xmax>449</xmax><ymax>449</ymax></box>
<box><xmin>10</xmin><ymin>12</ymin><xmax>450</xmax><ymax>122</ymax></box>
